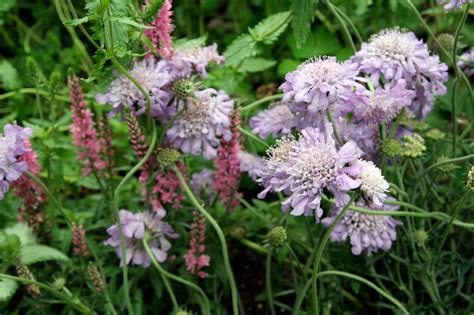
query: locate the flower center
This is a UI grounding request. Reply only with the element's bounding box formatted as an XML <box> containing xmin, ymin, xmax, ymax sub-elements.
<box><xmin>370</xmin><ymin>30</ymin><xmax>412</xmax><ymax>60</ymax></box>
<box><xmin>177</xmin><ymin>98</ymin><xmax>211</xmax><ymax>136</ymax></box>
<box><xmin>299</xmin><ymin>57</ymin><xmax>344</xmax><ymax>85</ymax></box>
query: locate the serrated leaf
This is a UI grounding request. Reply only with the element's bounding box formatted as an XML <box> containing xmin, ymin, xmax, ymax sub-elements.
<box><xmin>288</xmin><ymin>27</ymin><xmax>342</xmax><ymax>59</ymax></box>
<box><xmin>238</xmin><ymin>57</ymin><xmax>276</xmax><ymax>73</ymax></box>
<box><xmin>250</xmin><ymin>11</ymin><xmax>292</xmax><ymax>44</ymax></box>
<box><xmin>63</xmin><ymin>16</ymin><xmax>89</xmax><ymax>26</ymax></box>
<box><xmin>354</xmin><ymin>0</ymin><xmax>369</xmax><ymax>16</ymax></box>
<box><xmin>0</xmin><ymin>60</ymin><xmax>21</xmax><ymax>90</ymax></box>
<box><xmin>0</xmin><ymin>278</ymin><xmax>18</xmax><ymax>302</ymax></box>
<box><xmin>20</xmin><ymin>244</ymin><xmax>69</xmax><ymax>265</ymax></box>
<box><xmin>4</xmin><ymin>223</ymin><xmax>36</xmax><ymax>246</ymax></box>
<box><xmin>291</xmin><ymin>0</ymin><xmax>318</xmax><ymax>47</ymax></box>
<box><xmin>224</xmin><ymin>34</ymin><xmax>258</xmax><ymax>66</ymax></box>
<box><xmin>109</xmin><ymin>16</ymin><xmax>154</xmax><ymax>29</ymax></box>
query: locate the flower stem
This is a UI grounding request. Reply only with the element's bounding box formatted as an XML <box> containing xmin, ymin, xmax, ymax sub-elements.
<box><xmin>325</xmin><ymin>0</ymin><xmax>356</xmax><ymax>52</ymax></box>
<box><xmin>173</xmin><ymin>165</ymin><xmax>239</xmax><ymax>315</ymax></box>
<box><xmin>238</xmin><ymin>126</ymin><xmax>270</xmax><ymax>148</ymax></box>
<box><xmin>0</xmin><ymin>88</ymin><xmax>71</xmax><ymax>102</ymax></box>
<box><xmin>266</xmin><ymin>250</ymin><xmax>276</xmax><ymax>315</ymax></box>
<box><xmin>240</xmin><ymin>94</ymin><xmax>284</xmax><ymax>113</ymax></box>
<box><xmin>311</xmin><ymin>194</ymin><xmax>356</xmax><ymax>315</ymax></box>
<box><xmin>417</xmin><ymin>154</ymin><xmax>474</xmax><ymax>179</ymax></box>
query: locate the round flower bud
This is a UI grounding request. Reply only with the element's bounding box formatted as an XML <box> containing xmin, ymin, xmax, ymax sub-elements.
<box><xmin>467</xmin><ymin>166</ymin><xmax>474</xmax><ymax>192</ymax></box>
<box><xmin>414</xmin><ymin>230</ymin><xmax>428</xmax><ymax>247</ymax></box>
<box><xmin>436</xmin><ymin>33</ymin><xmax>455</xmax><ymax>53</ymax></box>
<box><xmin>401</xmin><ymin>134</ymin><xmax>426</xmax><ymax>158</ymax></box>
<box><xmin>267</xmin><ymin>226</ymin><xmax>287</xmax><ymax>248</ymax></box>
<box><xmin>172</xmin><ymin>78</ymin><xmax>197</xmax><ymax>100</ymax></box>
<box><xmin>436</xmin><ymin>156</ymin><xmax>454</xmax><ymax>173</ymax></box>
<box><xmin>174</xmin><ymin>309</ymin><xmax>192</xmax><ymax>315</ymax></box>
<box><xmin>229</xmin><ymin>226</ymin><xmax>246</xmax><ymax>239</ymax></box>
<box><xmin>157</xmin><ymin>148</ymin><xmax>181</xmax><ymax>167</ymax></box>
<box><xmin>382</xmin><ymin>138</ymin><xmax>401</xmax><ymax>157</ymax></box>
<box><xmin>425</xmin><ymin>128</ymin><xmax>445</xmax><ymax>141</ymax></box>
<box><xmin>53</xmin><ymin>277</ymin><xmax>66</xmax><ymax>289</ymax></box>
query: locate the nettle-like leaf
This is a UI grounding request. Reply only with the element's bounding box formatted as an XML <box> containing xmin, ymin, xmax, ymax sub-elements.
<box><xmin>4</xmin><ymin>223</ymin><xmax>36</xmax><ymax>246</ymax></box>
<box><xmin>224</xmin><ymin>34</ymin><xmax>259</xmax><ymax>66</ymax></box>
<box><xmin>0</xmin><ymin>60</ymin><xmax>21</xmax><ymax>90</ymax></box>
<box><xmin>20</xmin><ymin>244</ymin><xmax>69</xmax><ymax>265</ymax></box>
<box><xmin>291</xmin><ymin>0</ymin><xmax>319</xmax><ymax>47</ymax></box>
<box><xmin>63</xmin><ymin>16</ymin><xmax>90</xmax><ymax>26</ymax></box>
<box><xmin>0</xmin><ymin>279</ymin><xmax>18</xmax><ymax>302</ymax></box>
<box><xmin>249</xmin><ymin>10</ymin><xmax>292</xmax><ymax>44</ymax></box>
<box><xmin>238</xmin><ymin>57</ymin><xmax>276</xmax><ymax>73</ymax></box>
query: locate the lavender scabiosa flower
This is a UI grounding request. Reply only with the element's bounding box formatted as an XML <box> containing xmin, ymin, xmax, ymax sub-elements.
<box><xmin>322</xmin><ymin>200</ymin><xmax>401</xmax><ymax>255</ymax></box>
<box><xmin>191</xmin><ymin>168</ymin><xmax>214</xmax><ymax>193</ymax></box>
<box><xmin>438</xmin><ymin>0</ymin><xmax>472</xmax><ymax>11</ymax></box>
<box><xmin>96</xmin><ymin>59</ymin><xmax>172</xmax><ymax>118</ymax></box>
<box><xmin>249</xmin><ymin>102</ymin><xmax>298</xmax><ymax>139</ymax></box>
<box><xmin>280</xmin><ymin>56</ymin><xmax>361</xmax><ymax>123</ymax></box>
<box><xmin>166</xmin><ymin>88</ymin><xmax>233</xmax><ymax>160</ymax></box>
<box><xmin>358</xmin><ymin>160</ymin><xmax>389</xmax><ymax>207</ymax></box>
<box><xmin>104</xmin><ymin>210</ymin><xmax>177</xmax><ymax>267</ymax></box>
<box><xmin>170</xmin><ymin>44</ymin><xmax>225</xmax><ymax>78</ymax></box>
<box><xmin>258</xmin><ymin>124</ymin><xmax>362</xmax><ymax>220</ymax></box>
<box><xmin>459</xmin><ymin>49</ymin><xmax>474</xmax><ymax>76</ymax></box>
<box><xmin>352</xmin><ymin>28</ymin><xmax>448</xmax><ymax>118</ymax></box>
<box><xmin>239</xmin><ymin>151</ymin><xmax>266</xmax><ymax>180</ymax></box>
<box><xmin>350</xmin><ymin>80</ymin><xmax>415</xmax><ymax>124</ymax></box>
<box><xmin>0</xmin><ymin>124</ymin><xmax>32</xmax><ymax>200</ymax></box>
<box><xmin>333</xmin><ymin>117</ymin><xmax>379</xmax><ymax>159</ymax></box>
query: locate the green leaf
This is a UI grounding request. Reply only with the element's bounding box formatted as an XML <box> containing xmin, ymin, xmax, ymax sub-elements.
<box><xmin>291</xmin><ymin>0</ymin><xmax>318</xmax><ymax>47</ymax></box>
<box><xmin>238</xmin><ymin>57</ymin><xmax>276</xmax><ymax>73</ymax></box>
<box><xmin>354</xmin><ymin>0</ymin><xmax>369</xmax><ymax>16</ymax></box>
<box><xmin>109</xmin><ymin>16</ymin><xmax>154</xmax><ymax>29</ymax></box>
<box><xmin>20</xmin><ymin>244</ymin><xmax>69</xmax><ymax>265</ymax></box>
<box><xmin>63</xmin><ymin>16</ymin><xmax>89</xmax><ymax>26</ymax></box>
<box><xmin>0</xmin><ymin>278</ymin><xmax>18</xmax><ymax>302</ymax></box>
<box><xmin>224</xmin><ymin>34</ymin><xmax>259</xmax><ymax>66</ymax></box>
<box><xmin>4</xmin><ymin>223</ymin><xmax>36</xmax><ymax>246</ymax></box>
<box><xmin>0</xmin><ymin>0</ymin><xmax>15</xmax><ymax>12</ymax></box>
<box><xmin>0</xmin><ymin>60</ymin><xmax>21</xmax><ymax>90</ymax></box>
<box><xmin>277</xmin><ymin>58</ymin><xmax>300</xmax><ymax>77</ymax></box>
<box><xmin>250</xmin><ymin>10</ymin><xmax>292</xmax><ymax>44</ymax></box>
<box><xmin>288</xmin><ymin>27</ymin><xmax>342</xmax><ymax>59</ymax></box>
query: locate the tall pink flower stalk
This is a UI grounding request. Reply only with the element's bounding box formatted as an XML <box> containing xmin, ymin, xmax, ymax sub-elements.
<box><xmin>71</xmin><ymin>223</ymin><xmax>90</xmax><ymax>257</ymax></box>
<box><xmin>68</xmin><ymin>76</ymin><xmax>105</xmax><ymax>176</ymax></box>
<box><xmin>212</xmin><ymin>109</ymin><xmax>242</xmax><ymax>211</ymax></box>
<box><xmin>144</xmin><ymin>0</ymin><xmax>175</xmax><ymax>59</ymax></box>
<box><xmin>152</xmin><ymin>162</ymin><xmax>186</xmax><ymax>209</ymax></box>
<box><xmin>13</xmin><ymin>141</ymin><xmax>47</xmax><ymax>232</ymax></box>
<box><xmin>184</xmin><ymin>211</ymin><xmax>210</xmax><ymax>278</ymax></box>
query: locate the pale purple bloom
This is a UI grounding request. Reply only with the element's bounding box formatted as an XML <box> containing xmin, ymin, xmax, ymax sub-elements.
<box><xmin>357</xmin><ymin>160</ymin><xmax>389</xmax><ymax>207</ymax></box>
<box><xmin>258</xmin><ymin>124</ymin><xmax>363</xmax><ymax>221</ymax></box>
<box><xmin>0</xmin><ymin>124</ymin><xmax>33</xmax><ymax>200</ymax></box>
<box><xmin>104</xmin><ymin>210</ymin><xmax>177</xmax><ymax>267</ymax></box>
<box><xmin>352</xmin><ymin>28</ymin><xmax>448</xmax><ymax>118</ymax></box>
<box><xmin>239</xmin><ymin>151</ymin><xmax>266</xmax><ymax>180</ymax></box>
<box><xmin>438</xmin><ymin>0</ymin><xmax>472</xmax><ymax>11</ymax></box>
<box><xmin>249</xmin><ymin>102</ymin><xmax>298</xmax><ymax>139</ymax></box>
<box><xmin>322</xmin><ymin>200</ymin><xmax>401</xmax><ymax>255</ymax></box>
<box><xmin>333</xmin><ymin>117</ymin><xmax>379</xmax><ymax>159</ymax></box>
<box><xmin>166</xmin><ymin>88</ymin><xmax>233</xmax><ymax>160</ymax></box>
<box><xmin>459</xmin><ymin>49</ymin><xmax>474</xmax><ymax>76</ymax></box>
<box><xmin>96</xmin><ymin>59</ymin><xmax>173</xmax><ymax>118</ymax></box>
<box><xmin>171</xmin><ymin>44</ymin><xmax>225</xmax><ymax>78</ymax></box>
<box><xmin>191</xmin><ymin>168</ymin><xmax>214</xmax><ymax>193</ymax></box>
<box><xmin>350</xmin><ymin>80</ymin><xmax>415</xmax><ymax>124</ymax></box>
<box><xmin>280</xmin><ymin>56</ymin><xmax>361</xmax><ymax>124</ymax></box>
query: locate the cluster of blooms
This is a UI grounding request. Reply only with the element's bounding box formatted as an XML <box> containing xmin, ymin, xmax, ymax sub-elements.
<box><xmin>104</xmin><ymin>210</ymin><xmax>177</xmax><ymax>267</ymax></box>
<box><xmin>184</xmin><ymin>211</ymin><xmax>211</xmax><ymax>278</ymax></box>
<box><xmin>0</xmin><ymin>124</ymin><xmax>33</xmax><ymax>200</ymax></box>
<box><xmin>438</xmin><ymin>0</ymin><xmax>472</xmax><ymax>11</ymax></box>
<box><xmin>68</xmin><ymin>76</ymin><xmax>106</xmax><ymax>175</ymax></box>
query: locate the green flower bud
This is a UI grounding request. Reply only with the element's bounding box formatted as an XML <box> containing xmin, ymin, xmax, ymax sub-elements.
<box><xmin>414</xmin><ymin>230</ymin><xmax>428</xmax><ymax>247</ymax></box>
<box><xmin>436</xmin><ymin>33</ymin><xmax>455</xmax><ymax>53</ymax></box>
<box><xmin>382</xmin><ymin>138</ymin><xmax>401</xmax><ymax>157</ymax></box>
<box><xmin>401</xmin><ymin>134</ymin><xmax>426</xmax><ymax>158</ymax></box>
<box><xmin>174</xmin><ymin>308</ymin><xmax>193</xmax><ymax>315</ymax></box>
<box><xmin>467</xmin><ymin>166</ymin><xmax>474</xmax><ymax>192</ymax></box>
<box><xmin>53</xmin><ymin>277</ymin><xmax>66</xmax><ymax>289</ymax></box>
<box><xmin>425</xmin><ymin>128</ymin><xmax>445</xmax><ymax>141</ymax></box>
<box><xmin>436</xmin><ymin>156</ymin><xmax>454</xmax><ymax>173</ymax></box>
<box><xmin>229</xmin><ymin>226</ymin><xmax>246</xmax><ymax>239</ymax></box>
<box><xmin>157</xmin><ymin>148</ymin><xmax>181</xmax><ymax>166</ymax></box>
<box><xmin>172</xmin><ymin>78</ymin><xmax>197</xmax><ymax>100</ymax></box>
<box><xmin>267</xmin><ymin>226</ymin><xmax>287</xmax><ymax>248</ymax></box>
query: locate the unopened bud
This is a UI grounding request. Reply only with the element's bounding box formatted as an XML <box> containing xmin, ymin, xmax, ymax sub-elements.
<box><xmin>414</xmin><ymin>230</ymin><xmax>428</xmax><ymax>247</ymax></box>
<box><xmin>267</xmin><ymin>226</ymin><xmax>287</xmax><ymax>248</ymax></box>
<box><xmin>425</xmin><ymin>128</ymin><xmax>445</xmax><ymax>141</ymax></box>
<box><xmin>467</xmin><ymin>166</ymin><xmax>474</xmax><ymax>192</ymax></box>
<box><xmin>157</xmin><ymin>148</ymin><xmax>181</xmax><ymax>166</ymax></box>
<box><xmin>436</xmin><ymin>33</ymin><xmax>455</xmax><ymax>53</ymax></box>
<box><xmin>401</xmin><ymin>134</ymin><xmax>426</xmax><ymax>158</ymax></box>
<box><xmin>382</xmin><ymin>138</ymin><xmax>401</xmax><ymax>157</ymax></box>
<box><xmin>172</xmin><ymin>78</ymin><xmax>197</xmax><ymax>100</ymax></box>
<box><xmin>436</xmin><ymin>156</ymin><xmax>454</xmax><ymax>173</ymax></box>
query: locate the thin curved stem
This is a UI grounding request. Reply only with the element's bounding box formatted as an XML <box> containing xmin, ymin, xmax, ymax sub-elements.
<box><xmin>266</xmin><ymin>250</ymin><xmax>276</xmax><ymax>315</ymax></box>
<box><xmin>173</xmin><ymin>165</ymin><xmax>239</xmax><ymax>315</ymax></box>
<box><xmin>141</xmin><ymin>240</ymin><xmax>179</xmax><ymax>310</ymax></box>
<box><xmin>330</xmin><ymin>4</ymin><xmax>363</xmax><ymax>44</ymax></box>
<box><xmin>0</xmin><ymin>274</ymin><xmax>92</xmax><ymax>314</ymax></box>
<box><xmin>0</xmin><ymin>88</ymin><xmax>71</xmax><ymax>102</ymax></box>
<box><xmin>238</xmin><ymin>126</ymin><xmax>270</xmax><ymax>148</ymax></box>
<box><xmin>417</xmin><ymin>154</ymin><xmax>474</xmax><ymax>179</ymax></box>
<box><xmin>112</xmin><ymin>123</ymin><xmax>157</xmax><ymax>315</ymax></box>
<box><xmin>317</xmin><ymin>271</ymin><xmax>409</xmax><ymax>315</ymax></box>
<box><xmin>325</xmin><ymin>0</ymin><xmax>356</xmax><ymax>52</ymax></box>
<box><xmin>240</xmin><ymin>94</ymin><xmax>283</xmax><ymax>113</ymax></box>
<box><xmin>311</xmin><ymin>195</ymin><xmax>356</xmax><ymax>315</ymax></box>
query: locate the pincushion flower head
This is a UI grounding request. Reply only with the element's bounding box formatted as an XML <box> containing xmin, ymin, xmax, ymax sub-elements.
<box><xmin>280</xmin><ymin>56</ymin><xmax>360</xmax><ymax>121</ymax></box>
<box><xmin>322</xmin><ymin>200</ymin><xmax>401</xmax><ymax>255</ymax></box>
<box><xmin>239</xmin><ymin>151</ymin><xmax>266</xmax><ymax>180</ymax></box>
<box><xmin>258</xmin><ymin>124</ymin><xmax>363</xmax><ymax>220</ymax></box>
<box><xmin>170</xmin><ymin>44</ymin><xmax>225</xmax><ymax>78</ymax></box>
<box><xmin>459</xmin><ymin>49</ymin><xmax>474</xmax><ymax>76</ymax></box>
<box><xmin>438</xmin><ymin>0</ymin><xmax>472</xmax><ymax>11</ymax></box>
<box><xmin>166</xmin><ymin>88</ymin><xmax>233</xmax><ymax>160</ymax></box>
<box><xmin>358</xmin><ymin>160</ymin><xmax>389</xmax><ymax>207</ymax></box>
<box><xmin>249</xmin><ymin>102</ymin><xmax>298</xmax><ymax>139</ymax></box>
<box><xmin>352</xmin><ymin>28</ymin><xmax>448</xmax><ymax>118</ymax></box>
<box><xmin>104</xmin><ymin>210</ymin><xmax>177</xmax><ymax>267</ymax></box>
<box><xmin>0</xmin><ymin>124</ymin><xmax>33</xmax><ymax>200</ymax></box>
<box><xmin>96</xmin><ymin>59</ymin><xmax>173</xmax><ymax>118</ymax></box>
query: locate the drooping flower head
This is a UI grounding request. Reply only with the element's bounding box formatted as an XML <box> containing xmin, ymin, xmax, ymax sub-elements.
<box><xmin>0</xmin><ymin>124</ymin><xmax>32</xmax><ymax>200</ymax></box>
<box><xmin>459</xmin><ymin>49</ymin><xmax>474</xmax><ymax>76</ymax></box>
<box><xmin>96</xmin><ymin>59</ymin><xmax>172</xmax><ymax>118</ymax></box>
<box><xmin>104</xmin><ymin>210</ymin><xmax>177</xmax><ymax>267</ymax></box>
<box><xmin>258</xmin><ymin>124</ymin><xmax>362</xmax><ymax>221</ymax></box>
<box><xmin>239</xmin><ymin>151</ymin><xmax>266</xmax><ymax>181</ymax></box>
<box><xmin>352</xmin><ymin>28</ymin><xmax>448</xmax><ymax>118</ymax></box>
<box><xmin>280</xmin><ymin>56</ymin><xmax>361</xmax><ymax>125</ymax></box>
<box><xmin>166</xmin><ymin>88</ymin><xmax>233</xmax><ymax>160</ymax></box>
<box><xmin>144</xmin><ymin>0</ymin><xmax>175</xmax><ymax>59</ymax></box>
<box><xmin>322</xmin><ymin>200</ymin><xmax>401</xmax><ymax>255</ymax></box>
<box><xmin>249</xmin><ymin>102</ymin><xmax>298</xmax><ymax>139</ymax></box>
<box><xmin>438</xmin><ymin>0</ymin><xmax>472</xmax><ymax>11</ymax></box>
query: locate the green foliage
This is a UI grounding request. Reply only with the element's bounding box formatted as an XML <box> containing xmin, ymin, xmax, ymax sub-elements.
<box><xmin>291</xmin><ymin>0</ymin><xmax>319</xmax><ymax>47</ymax></box>
<box><xmin>20</xmin><ymin>244</ymin><xmax>69</xmax><ymax>265</ymax></box>
<box><xmin>0</xmin><ymin>60</ymin><xmax>21</xmax><ymax>90</ymax></box>
<box><xmin>0</xmin><ymin>279</ymin><xmax>18</xmax><ymax>302</ymax></box>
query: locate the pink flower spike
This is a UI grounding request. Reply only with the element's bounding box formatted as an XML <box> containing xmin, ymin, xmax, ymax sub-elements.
<box><xmin>144</xmin><ymin>0</ymin><xmax>175</xmax><ymax>59</ymax></box>
<box><xmin>184</xmin><ymin>211</ymin><xmax>210</xmax><ymax>278</ymax></box>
